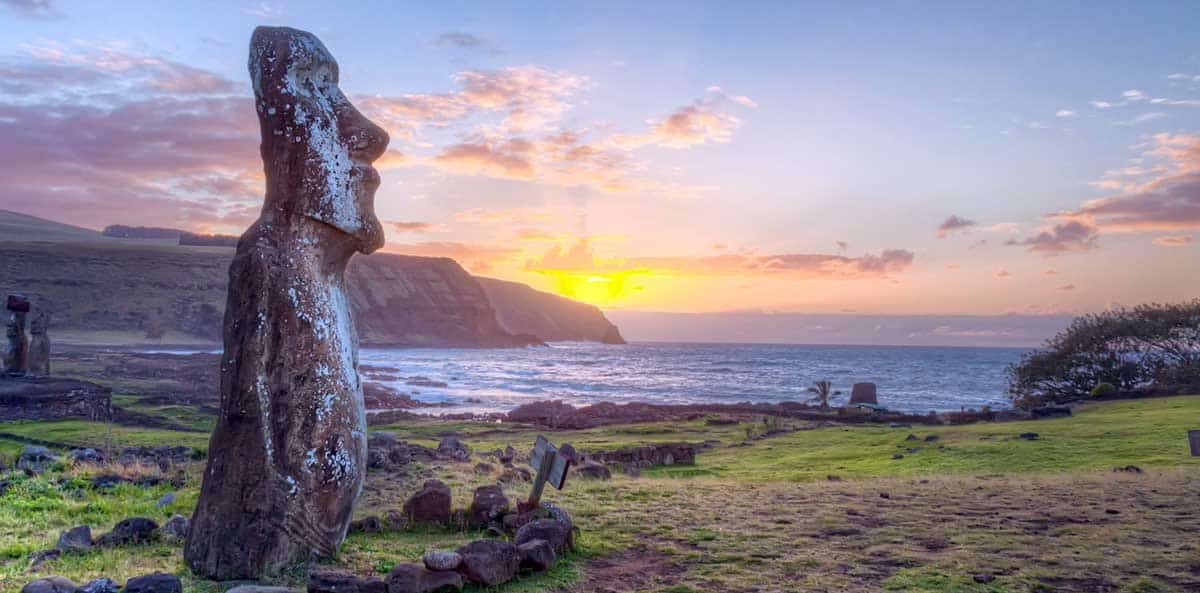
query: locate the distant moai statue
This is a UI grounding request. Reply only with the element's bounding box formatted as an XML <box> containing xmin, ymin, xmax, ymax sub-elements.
<box><xmin>27</xmin><ymin>312</ymin><xmax>50</xmax><ymax>377</ymax></box>
<box><xmin>849</xmin><ymin>382</ymin><xmax>878</xmax><ymax>405</ymax></box>
<box><xmin>3</xmin><ymin>294</ymin><xmax>31</xmax><ymax>376</ymax></box>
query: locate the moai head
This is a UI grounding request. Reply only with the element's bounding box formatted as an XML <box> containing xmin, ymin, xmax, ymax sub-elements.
<box><xmin>30</xmin><ymin>312</ymin><xmax>48</xmax><ymax>335</ymax></box>
<box><xmin>248</xmin><ymin>26</ymin><xmax>389</xmax><ymax>255</ymax></box>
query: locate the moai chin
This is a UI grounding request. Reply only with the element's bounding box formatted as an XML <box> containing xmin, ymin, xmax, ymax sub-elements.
<box><xmin>185</xmin><ymin>26</ymin><xmax>388</xmax><ymax>580</ymax></box>
<box><xmin>3</xmin><ymin>294</ymin><xmax>30</xmax><ymax>376</ymax></box>
<box><xmin>27</xmin><ymin>311</ymin><xmax>50</xmax><ymax>378</ymax></box>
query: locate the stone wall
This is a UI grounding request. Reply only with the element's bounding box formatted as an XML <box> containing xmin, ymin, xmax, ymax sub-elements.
<box><xmin>0</xmin><ymin>378</ymin><xmax>111</xmax><ymax>422</ymax></box>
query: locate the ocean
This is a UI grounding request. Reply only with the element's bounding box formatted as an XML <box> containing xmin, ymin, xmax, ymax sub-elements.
<box><xmin>360</xmin><ymin>342</ymin><xmax>1028</xmax><ymax>415</ymax></box>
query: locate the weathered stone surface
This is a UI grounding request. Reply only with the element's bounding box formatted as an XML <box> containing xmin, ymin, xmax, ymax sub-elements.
<box><xmin>77</xmin><ymin>577</ymin><xmax>120</xmax><ymax>593</ymax></box>
<box><xmin>579</xmin><ymin>442</ymin><xmax>698</xmax><ymax>467</ymax></box>
<box><xmin>455</xmin><ymin>540</ymin><xmax>520</xmax><ymax>586</ymax></box>
<box><xmin>403</xmin><ymin>479</ymin><xmax>451</xmax><ymax>525</ymax></box>
<box><xmin>422</xmin><ymin>550</ymin><xmax>462</xmax><ymax>572</ymax></box>
<box><xmin>28</xmin><ymin>549</ymin><xmax>60</xmax><ymax>570</ymax></box>
<box><xmin>308</xmin><ymin>569</ymin><xmax>387</xmax><ymax>593</ymax></box>
<box><xmin>515</xmin><ymin>519</ymin><xmax>574</xmax><ymax>553</ymax></box>
<box><xmin>17</xmin><ymin>445</ymin><xmax>55</xmax><ymax>474</ymax></box>
<box><xmin>849</xmin><ymin>382</ymin><xmax>878</xmax><ymax>405</ymax></box>
<box><xmin>161</xmin><ymin>514</ymin><xmax>189</xmax><ymax>541</ymax></box>
<box><xmin>95</xmin><ymin>517</ymin><xmax>158</xmax><ymax>547</ymax></box>
<box><xmin>27</xmin><ymin>311</ymin><xmax>49</xmax><ymax>377</ymax></box>
<box><xmin>517</xmin><ymin>539</ymin><xmax>556</xmax><ymax>572</ymax></box>
<box><xmin>349</xmin><ymin>515</ymin><xmax>383</xmax><ymax>534</ymax></box>
<box><xmin>185</xmin><ymin>26</ymin><xmax>391</xmax><ymax>580</ymax></box>
<box><xmin>226</xmin><ymin>587</ymin><xmax>300</xmax><ymax>593</ymax></box>
<box><xmin>123</xmin><ymin>573</ymin><xmax>181</xmax><ymax>593</ymax></box>
<box><xmin>55</xmin><ymin>525</ymin><xmax>91</xmax><ymax>553</ymax></box>
<box><xmin>386</xmin><ymin>563</ymin><xmax>462</xmax><ymax>593</ymax></box>
<box><xmin>0</xmin><ymin>379</ymin><xmax>111</xmax><ymax>423</ymax></box>
<box><xmin>467</xmin><ymin>485</ymin><xmax>510</xmax><ymax>528</ymax></box>
<box><xmin>71</xmin><ymin>448</ymin><xmax>104</xmax><ymax>464</ymax></box>
<box><xmin>156</xmin><ymin>492</ymin><xmax>176</xmax><ymax>508</ymax></box>
<box><xmin>574</xmin><ymin>461</ymin><xmax>611</xmax><ymax>480</ymax></box>
<box><xmin>436</xmin><ymin>437</ymin><xmax>470</xmax><ymax>461</ymax></box>
<box><xmin>20</xmin><ymin>576</ymin><xmax>75</xmax><ymax>593</ymax></box>
<box><xmin>4</xmin><ymin>294</ymin><xmax>29</xmax><ymax>375</ymax></box>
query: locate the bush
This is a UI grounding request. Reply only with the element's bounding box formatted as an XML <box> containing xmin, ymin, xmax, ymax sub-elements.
<box><xmin>1008</xmin><ymin>300</ymin><xmax>1200</xmax><ymax>408</ymax></box>
<box><xmin>1090</xmin><ymin>383</ymin><xmax>1117</xmax><ymax>398</ymax></box>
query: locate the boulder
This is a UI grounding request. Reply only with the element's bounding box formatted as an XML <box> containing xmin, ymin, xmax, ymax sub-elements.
<box><xmin>95</xmin><ymin>517</ymin><xmax>158</xmax><ymax>546</ymax></box>
<box><xmin>161</xmin><ymin>514</ymin><xmax>189</xmax><ymax>540</ymax></box>
<box><xmin>70</xmin><ymin>448</ymin><xmax>104</xmax><ymax>464</ymax></box>
<box><xmin>498</xmin><ymin>445</ymin><xmax>516</xmax><ymax>464</ymax></box>
<box><xmin>473</xmin><ymin>462</ymin><xmax>493</xmax><ymax>475</ymax></box>
<box><xmin>514</xmin><ymin>518</ymin><xmax>574</xmax><ymax>553</ymax></box>
<box><xmin>467</xmin><ymin>485</ymin><xmax>510</xmax><ymax>528</ymax></box>
<box><xmin>55</xmin><ymin>525</ymin><xmax>92</xmax><ymax>553</ymax></box>
<box><xmin>403</xmin><ymin>480</ymin><xmax>451</xmax><ymax>525</ymax></box>
<box><xmin>455</xmin><ymin>539</ymin><xmax>520</xmax><ymax>586</ymax></box>
<box><xmin>28</xmin><ymin>549</ymin><xmax>60</xmax><ymax>570</ymax></box>
<box><xmin>422</xmin><ymin>550</ymin><xmax>462</xmax><ymax>572</ymax></box>
<box><xmin>90</xmin><ymin>474</ymin><xmax>129</xmax><ymax>489</ymax></box>
<box><xmin>849</xmin><ymin>383</ymin><xmax>878</xmax><ymax>405</ymax></box>
<box><xmin>156</xmin><ymin>492</ymin><xmax>176</xmax><ymax>508</ymax></box>
<box><xmin>123</xmin><ymin>573</ymin><xmax>181</xmax><ymax>593</ymax></box>
<box><xmin>20</xmin><ymin>576</ymin><xmax>75</xmax><ymax>593</ymax></box>
<box><xmin>385</xmin><ymin>563</ymin><xmax>462</xmax><ymax>593</ymax></box>
<box><xmin>77</xmin><ymin>578</ymin><xmax>120</xmax><ymax>593</ymax></box>
<box><xmin>497</xmin><ymin>467</ymin><xmax>531</xmax><ymax>484</ymax></box>
<box><xmin>574</xmin><ymin>461</ymin><xmax>611</xmax><ymax>480</ymax></box>
<box><xmin>436</xmin><ymin>437</ymin><xmax>471</xmax><ymax>461</ymax></box>
<box><xmin>349</xmin><ymin>515</ymin><xmax>383</xmax><ymax>534</ymax></box>
<box><xmin>17</xmin><ymin>446</ymin><xmax>55</xmax><ymax>474</ymax></box>
<box><xmin>226</xmin><ymin>587</ymin><xmax>300</xmax><ymax>593</ymax></box>
<box><xmin>517</xmin><ymin>539</ymin><xmax>556</xmax><ymax>572</ymax></box>
<box><xmin>1019</xmin><ymin>432</ymin><xmax>1040</xmax><ymax>440</ymax></box>
<box><xmin>1031</xmin><ymin>406</ymin><xmax>1072</xmax><ymax>419</ymax></box>
<box><xmin>308</xmin><ymin>569</ymin><xmax>388</xmax><ymax>593</ymax></box>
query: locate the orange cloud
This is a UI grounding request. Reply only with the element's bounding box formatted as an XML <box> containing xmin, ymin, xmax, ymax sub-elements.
<box><xmin>1153</xmin><ymin>234</ymin><xmax>1193</xmax><ymax>246</ymax></box>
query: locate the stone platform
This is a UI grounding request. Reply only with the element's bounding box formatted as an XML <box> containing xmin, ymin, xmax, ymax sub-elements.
<box><xmin>0</xmin><ymin>377</ymin><xmax>111</xmax><ymax>422</ymax></box>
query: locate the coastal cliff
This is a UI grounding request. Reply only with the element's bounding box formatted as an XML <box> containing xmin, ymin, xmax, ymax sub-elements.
<box><xmin>477</xmin><ymin>276</ymin><xmax>626</xmax><ymax>344</ymax></box>
<box><xmin>0</xmin><ymin>210</ymin><xmax>619</xmax><ymax>347</ymax></box>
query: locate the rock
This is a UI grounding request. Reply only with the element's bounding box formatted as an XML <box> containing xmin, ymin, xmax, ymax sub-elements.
<box><xmin>226</xmin><ymin>587</ymin><xmax>300</xmax><ymax>593</ymax></box>
<box><xmin>1019</xmin><ymin>432</ymin><xmax>1039</xmax><ymax>440</ymax></box>
<box><xmin>308</xmin><ymin>570</ymin><xmax>388</xmax><ymax>593</ymax></box>
<box><xmin>422</xmin><ymin>550</ymin><xmax>462</xmax><ymax>571</ymax></box>
<box><xmin>28</xmin><ymin>549</ymin><xmax>60</xmax><ymax>570</ymax></box>
<box><xmin>349</xmin><ymin>515</ymin><xmax>383</xmax><ymax>533</ymax></box>
<box><xmin>161</xmin><ymin>514</ymin><xmax>189</xmax><ymax>540</ymax></box>
<box><xmin>582</xmin><ymin>442</ymin><xmax>698</xmax><ymax>467</ymax></box>
<box><xmin>1114</xmin><ymin>465</ymin><xmax>1143</xmax><ymax>473</ymax></box>
<box><xmin>27</xmin><ymin>311</ymin><xmax>50</xmax><ymax>378</ymax></box>
<box><xmin>455</xmin><ymin>539</ymin><xmax>520</xmax><ymax>586</ymax></box>
<box><xmin>467</xmin><ymin>484</ymin><xmax>510</xmax><ymax>528</ymax></box>
<box><xmin>95</xmin><ymin>517</ymin><xmax>158</xmax><ymax>546</ymax></box>
<box><xmin>436</xmin><ymin>437</ymin><xmax>471</xmax><ymax>461</ymax></box>
<box><xmin>403</xmin><ymin>479</ymin><xmax>451</xmax><ymax>525</ymax></box>
<box><xmin>17</xmin><ymin>445</ymin><xmax>55</xmax><ymax>474</ymax></box>
<box><xmin>386</xmin><ymin>562</ymin><xmax>462</xmax><ymax>593</ymax></box>
<box><xmin>77</xmin><ymin>577</ymin><xmax>120</xmax><ymax>593</ymax></box>
<box><xmin>973</xmin><ymin>574</ymin><xmax>995</xmax><ymax>584</ymax></box>
<box><xmin>55</xmin><ymin>525</ymin><xmax>92</xmax><ymax>553</ymax></box>
<box><xmin>892</xmin><ymin>453</ymin><xmax>904</xmax><ymax>460</ymax></box>
<box><xmin>879</xmin><ymin>492</ymin><xmax>890</xmax><ymax>499</ymax></box>
<box><xmin>498</xmin><ymin>467</ymin><xmax>531</xmax><ymax>484</ymax></box>
<box><xmin>185</xmin><ymin>25</ymin><xmax>390</xmax><ymax>580</ymax></box>
<box><xmin>574</xmin><ymin>461</ymin><xmax>611</xmax><ymax>480</ymax></box>
<box><xmin>19</xmin><ymin>576</ymin><xmax>74</xmax><ymax>593</ymax></box>
<box><xmin>515</xmin><ymin>518</ymin><xmax>574</xmax><ymax>553</ymax></box>
<box><xmin>70</xmin><ymin>448</ymin><xmax>104</xmax><ymax>464</ymax></box>
<box><xmin>517</xmin><ymin>539</ymin><xmax>556</xmax><ymax>572</ymax></box>
<box><xmin>557</xmin><ymin>443</ymin><xmax>581</xmax><ymax>464</ymax></box>
<box><xmin>123</xmin><ymin>573</ymin><xmax>181</xmax><ymax>593</ymax></box>
<box><xmin>156</xmin><ymin>492</ymin><xmax>176</xmax><ymax>508</ymax></box>
<box><xmin>498</xmin><ymin>445</ymin><xmax>516</xmax><ymax>464</ymax></box>
<box><xmin>923</xmin><ymin>435</ymin><xmax>939</xmax><ymax>442</ymax></box>
<box><xmin>539</xmin><ymin>502</ymin><xmax>574</xmax><ymax>529</ymax></box>
<box><xmin>4</xmin><ymin>294</ymin><xmax>30</xmax><ymax>375</ymax></box>
<box><xmin>849</xmin><ymin>382</ymin><xmax>878</xmax><ymax>405</ymax></box>
<box><xmin>90</xmin><ymin>474</ymin><xmax>129</xmax><ymax>489</ymax></box>
<box><xmin>904</xmin><ymin>434</ymin><xmax>918</xmax><ymax>441</ymax></box>
<box><xmin>1031</xmin><ymin>406</ymin><xmax>1071</xmax><ymax>419</ymax></box>
<box><xmin>473</xmin><ymin>462</ymin><xmax>493</xmax><ymax>475</ymax></box>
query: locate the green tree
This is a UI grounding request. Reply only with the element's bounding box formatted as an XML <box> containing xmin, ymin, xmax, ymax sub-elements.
<box><xmin>807</xmin><ymin>380</ymin><xmax>841</xmax><ymax>411</ymax></box>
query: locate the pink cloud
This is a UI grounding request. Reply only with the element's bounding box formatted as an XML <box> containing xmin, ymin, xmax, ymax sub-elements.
<box><xmin>1153</xmin><ymin>234</ymin><xmax>1193</xmax><ymax>246</ymax></box>
<box><xmin>1005</xmin><ymin>221</ymin><xmax>1099</xmax><ymax>254</ymax></box>
<box><xmin>936</xmin><ymin>214</ymin><xmax>976</xmax><ymax>238</ymax></box>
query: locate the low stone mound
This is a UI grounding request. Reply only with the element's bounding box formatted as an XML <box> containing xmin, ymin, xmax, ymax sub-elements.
<box><xmin>0</xmin><ymin>378</ymin><xmax>111</xmax><ymax>422</ymax></box>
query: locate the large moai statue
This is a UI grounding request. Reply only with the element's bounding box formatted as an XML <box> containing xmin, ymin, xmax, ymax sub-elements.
<box><xmin>27</xmin><ymin>312</ymin><xmax>50</xmax><ymax>378</ymax></box>
<box><xmin>3</xmin><ymin>295</ymin><xmax>30</xmax><ymax>376</ymax></box>
<box><xmin>185</xmin><ymin>26</ymin><xmax>389</xmax><ymax>580</ymax></box>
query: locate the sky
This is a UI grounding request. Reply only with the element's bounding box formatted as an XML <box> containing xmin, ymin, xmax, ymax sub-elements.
<box><xmin>2</xmin><ymin>0</ymin><xmax>1200</xmax><ymax>344</ymax></box>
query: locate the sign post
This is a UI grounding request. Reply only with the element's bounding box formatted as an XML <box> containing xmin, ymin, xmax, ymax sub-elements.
<box><xmin>526</xmin><ymin>435</ymin><xmax>572</xmax><ymax>509</ymax></box>
<box><xmin>1189</xmin><ymin>430</ymin><xmax>1200</xmax><ymax>457</ymax></box>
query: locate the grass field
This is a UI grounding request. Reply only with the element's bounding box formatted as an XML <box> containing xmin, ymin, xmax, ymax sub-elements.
<box><xmin>1</xmin><ymin>396</ymin><xmax>1198</xmax><ymax>592</ymax></box>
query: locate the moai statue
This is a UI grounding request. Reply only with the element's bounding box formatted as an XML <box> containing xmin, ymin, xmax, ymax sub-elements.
<box><xmin>185</xmin><ymin>27</ymin><xmax>389</xmax><ymax>580</ymax></box>
<box><xmin>27</xmin><ymin>312</ymin><xmax>50</xmax><ymax>378</ymax></box>
<box><xmin>3</xmin><ymin>294</ymin><xmax>30</xmax><ymax>376</ymax></box>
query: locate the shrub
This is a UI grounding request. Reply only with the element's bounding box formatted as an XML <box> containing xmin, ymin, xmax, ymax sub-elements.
<box><xmin>1008</xmin><ymin>300</ymin><xmax>1200</xmax><ymax>408</ymax></box>
<box><xmin>1090</xmin><ymin>383</ymin><xmax>1117</xmax><ymax>398</ymax></box>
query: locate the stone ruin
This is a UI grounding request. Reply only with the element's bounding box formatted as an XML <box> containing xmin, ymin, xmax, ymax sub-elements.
<box><xmin>3</xmin><ymin>294</ymin><xmax>50</xmax><ymax>378</ymax></box>
<box><xmin>185</xmin><ymin>26</ymin><xmax>391</xmax><ymax>580</ymax></box>
<box><xmin>849</xmin><ymin>382</ymin><xmax>878</xmax><ymax>405</ymax></box>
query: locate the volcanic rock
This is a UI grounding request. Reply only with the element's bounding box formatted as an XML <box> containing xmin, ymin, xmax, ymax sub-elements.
<box><xmin>78</xmin><ymin>578</ymin><xmax>120</xmax><ymax>593</ymax></box>
<box><xmin>27</xmin><ymin>311</ymin><xmax>49</xmax><ymax>377</ymax></box>
<box><xmin>17</xmin><ymin>445</ymin><xmax>55</xmax><ymax>474</ymax></box>
<box><xmin>185</xmin><ymin>26</ymin><xmax>391</xmax><ymax>580</ymax></box>
<box><xmin>386</xmin><ymin>563</ymin><xmax>462</xmax><ymax>593</ymax></box>
<box><xmin>123</xmin><ymin>573</ymin><xmax>181</xmax><ymax>593</ymax></box>
<box><xmin>574</xmin><ymin>461</ymin><xmax>611</xmax><ymax>480</ymax></box>
<box><xmin>55</xmin><ymin>525</ymin><xmax>92</xmax><ymax>553</ymax></box>
<box><xmin>28</xmin><ymin>549</ymin><xmax>60</xmax><ymax>570</ymax></box>
<box><xmin>455</xmin><ymin>539</ymin><xmax>520</xmax><ymax>586</ymax></box>
<box><xmin>20</xmin><ymin>576</ymin><xmax>75</xmax><ymax>593</ymax></box>
<box><xmin>515</xmin><ymin>518</ymin><xmax>574</xmax><ymax>553</ymax></box>
<box><xmin>95</xmin><ymin>517</ymin><xmax>158</xmax><ymax>547</ymax></box>
<box><xmin>436</xmin><ymin>437</ymin><xmax>470</xmax><ymax>461</ymax></box>
<box><xmin>517</xmin><ymin>539</ymin><xmax>556</xmax><ymax>572</ymax></box>
<box><xmin>403</xmin><ymin>480</ymin><xmax>452</xmax><ymax>525</ymax></box>
<box><xmin>422</xmin><ymin>550</ymin><xmax>462</xmax><ymax>572</ymax></box>
<box><xmin>161</xmin><ymin>514</ymin><xmax>189</xmax><ymax>541</ymax></box>
<box><xmin>467</xmin><ymin>485</ymin><xmax>510</xmax><ymax>528</ymax></box>
<box><xmin>308</xmin><ymin>569</ymin><xmax>387</xmax><ymax>593</ymax></box>
<box><xmin>4</xmin><ymin>294</ymin><xmax>30</xmax><ymax>375</ymax></box>
<box><xmin>849</xmin><ymin>382</ymin><xmax>878</xmax><ymax>405</ymax></box>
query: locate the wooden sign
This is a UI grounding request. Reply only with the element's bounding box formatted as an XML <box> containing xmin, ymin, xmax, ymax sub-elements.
<box><xmin>1189</xmin><ymin>430</ymin><xmax>1200</xmax><ymax>457</ymax></box>
<box><xmin>526</xmin><ymin>435</ymin><xmax>572</xmax><ymax>508</ymax></box>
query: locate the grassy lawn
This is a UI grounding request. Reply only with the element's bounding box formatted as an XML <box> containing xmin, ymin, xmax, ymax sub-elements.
<box><xmin>1</xmin><ymin>396</ymin><xmax>1198</xmax><ymax>592</ymax></box>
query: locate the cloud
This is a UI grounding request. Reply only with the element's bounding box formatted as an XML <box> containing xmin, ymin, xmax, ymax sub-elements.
<box><xmin>1057</xmin><ymin>283</ymin><xmax>1076</xmax><ymax>291</ymax></box>
<box><xmin>611</xmin><ymin>87</ymin><xmax>753</xmax><ymax>150</ymax></box>
<box><xmin>1153</xmin><ymin>234</ymin><xmax>1193</xmax><ymax>247</ymax></box>
<box><xmin>1</xmin><ymin>0</ymin><xmax>58</xmax><ymax>18</ymax></box>
<box><xmin>433</xmin><ymin>32</ymin><xmax>505</xmax><ymax>56</ymax></box>
<box><xmin>1005</xmin><ymin>221</ymin><xmax>1099</xmax><ymax>254</ymax></box>
<box><xmin>1057</xmin><ymin>133</ymin><xmax>1200</xmax><ymax>232</ymax></box>
<box><xmin>1055</xmin><ymin>109</ymin><xmax>1077</xmax><ymax>118</ymax></box>
<box><xmin>1090</xmin><ymin>100</ymin><xmax>1113</xmax><ymax>109</ymax></box>
<box><xmin>1114</xmin><ymin>112</ymin><xmax>1166</xmax><ymax>126</ymax></box>
<box><xmin>995</xmin><ymin>268</ymin><xmax>1012</xmax><ymax>278</ymax></box>
<box><xmin>242</xmin><ymin>2</ymin><xmax>284</xmax><ymax>18</ymax></box>
<box><xmin>936</xmin><ymin>214</ymin><xmax>977</xmax><ymax>238</ymax></box>
<box><xmin>388</xmin><ymin>221</ymin><xmax>437</xmax><ymax>233</ymax></box>
<box><xmin>433</xmin><ymin>140</ymin><xmax>535</xmax><ymax>179</ymax></box>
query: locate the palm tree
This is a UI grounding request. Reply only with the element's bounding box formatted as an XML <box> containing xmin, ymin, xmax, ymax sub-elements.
<box><xmin>807</xmin><ymin>380</ymin><xmax>841</xmax><ymax>411</ymax></box>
